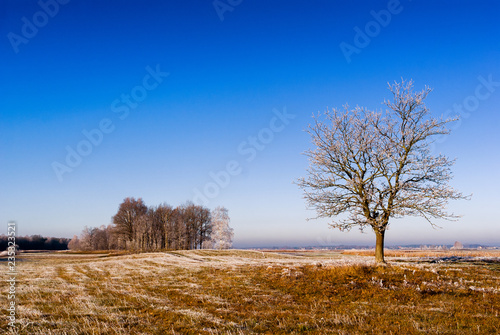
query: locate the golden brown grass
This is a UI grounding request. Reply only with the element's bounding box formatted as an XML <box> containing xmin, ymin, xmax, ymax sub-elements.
<box><xmin>1</xmin><ymin>250</ymin><xmax>498</xmax><ymax>334</ymax></box>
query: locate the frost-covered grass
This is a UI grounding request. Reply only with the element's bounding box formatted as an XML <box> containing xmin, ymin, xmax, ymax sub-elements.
<box><xmin>1</xmin><ymin>250</ymin><xmax>499</xmax><ymax>334</ymax></box>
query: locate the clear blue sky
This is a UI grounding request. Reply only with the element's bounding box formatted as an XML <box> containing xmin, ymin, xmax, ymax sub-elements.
<box><xmin>1</xmin><ymin>0</ymin><xmax>499</xmax><ymax>247</ymax></box>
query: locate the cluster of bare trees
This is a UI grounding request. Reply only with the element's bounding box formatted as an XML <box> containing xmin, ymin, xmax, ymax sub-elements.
<box><xmin>69</xmin><ymin>197</ymin><xmax>233</xmax><ymax>252</ymax></box>
<box><xmin>68</xmin><ymin>225</ymin><xmax>116</xmax><ymax>251</ymax></box>
<box><xmin>0</xmin><ymin>235</ymin><xmax>70</xmax><ymax>251</ymax></box>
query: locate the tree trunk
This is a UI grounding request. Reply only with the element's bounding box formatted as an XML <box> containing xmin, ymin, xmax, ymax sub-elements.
<box><xmin>375</xmin><ymin>229</ymin><xmax>385</xmax><ymax>263</ymax></box>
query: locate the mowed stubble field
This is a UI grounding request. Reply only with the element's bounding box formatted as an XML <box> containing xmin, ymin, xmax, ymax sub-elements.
<box><xmin>1</xmin><ymin>249</ymin><xmax>499</xmax><ymax>334</ymax></box>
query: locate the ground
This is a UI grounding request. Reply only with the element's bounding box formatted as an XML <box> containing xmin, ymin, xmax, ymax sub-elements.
<box><xmin>1</xmin><ymin>249</ymin><xmax>499</xmax><ymax>334</ymax></box>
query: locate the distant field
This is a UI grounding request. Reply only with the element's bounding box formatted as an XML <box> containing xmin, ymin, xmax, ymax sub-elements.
<box><xmin>1</xmin><ymin>249</ymin><xmax>499</xmax><ymax>334</ymax></box>
<box><xmin>342</xmin><ymin>248</ymin><xmax>500</xmax><ymax>259</ymax></box>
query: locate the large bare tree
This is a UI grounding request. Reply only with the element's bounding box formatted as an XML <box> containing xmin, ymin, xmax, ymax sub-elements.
<box><xmin>297</xmin><ymin>80</ymin><xmax>468</xmax><ymax>263</ymax></box>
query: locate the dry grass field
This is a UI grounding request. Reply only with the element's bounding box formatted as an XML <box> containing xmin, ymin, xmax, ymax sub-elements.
<box><xmin>1</xmin><ymin>249</ymin><xmax>499</xmax><ymax>334</ymax></box>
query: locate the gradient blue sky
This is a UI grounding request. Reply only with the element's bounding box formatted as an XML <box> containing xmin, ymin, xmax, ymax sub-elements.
<box><xmin>1</xmin><ymin>0</ymin><xmax>499</xmax><ymax>247</ymax></box>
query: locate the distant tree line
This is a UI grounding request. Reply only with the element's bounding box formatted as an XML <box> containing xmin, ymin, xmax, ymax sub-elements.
<box><xmin>69</xmin><ymin>197</ymin><xmax>233</xmax><ymax>252</ymax></box>
<box><xmin>0</xmin><ymin>235</ymin><xmax>70</xmax><ymax>251</ymax></box>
